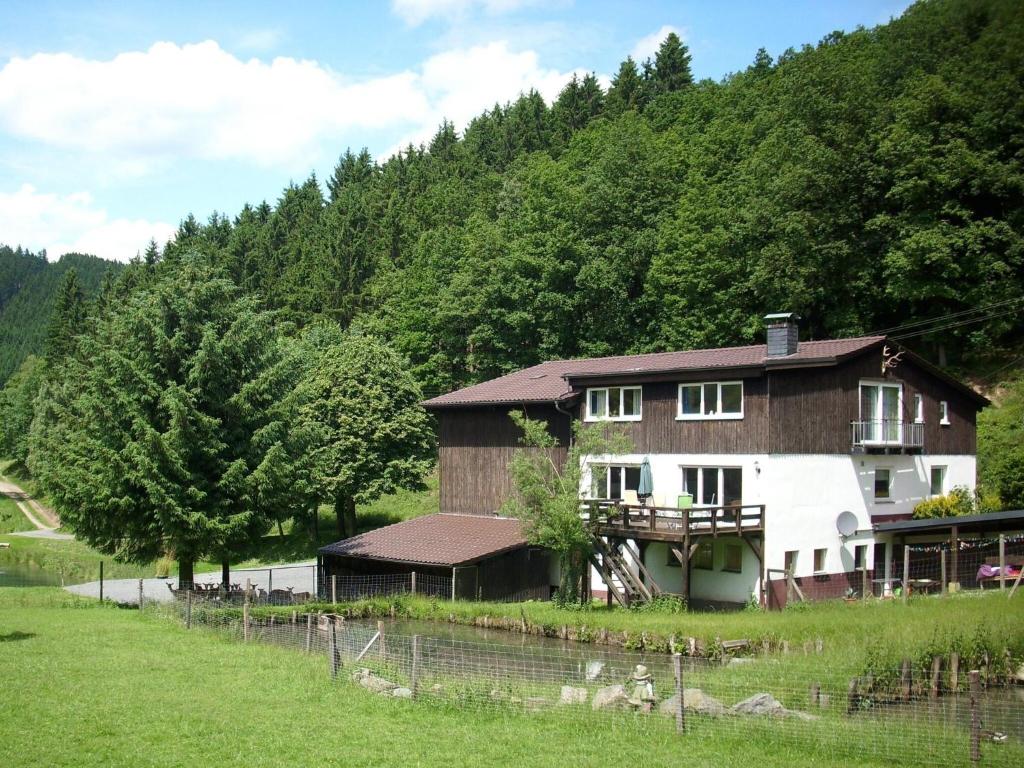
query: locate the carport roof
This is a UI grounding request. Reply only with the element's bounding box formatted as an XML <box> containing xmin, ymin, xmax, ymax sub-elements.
<box><xmin>318</xmin><ymin>513</ymin><xmax>528</xmax><ymax>567</ymax></box>
<box><xmin>873</xmin><ymin>509</ymin><xmax>1024</xmax><ymax>536</ymax></box>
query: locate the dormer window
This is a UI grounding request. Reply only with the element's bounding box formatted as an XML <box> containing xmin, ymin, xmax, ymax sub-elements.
<box><xmin>677</xmin><ymin>381</ymin><xmax>743</xmax><ymax>420</ymax></box>
<box><xmin>585</xmin><ymin>386</ymin><xmax>642</xmax><ymax>422</ymax></box>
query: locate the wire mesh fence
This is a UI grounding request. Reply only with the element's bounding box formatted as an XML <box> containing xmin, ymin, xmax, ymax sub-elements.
<box><xmin>315</xmin><ymin>571</ymin><xmax>453</xmax><ymax>603</ymax></box>
<box><xmin>149</xmin><ymin>594</ymin><xmax>1024</xmax><ymax>767</ymax></box>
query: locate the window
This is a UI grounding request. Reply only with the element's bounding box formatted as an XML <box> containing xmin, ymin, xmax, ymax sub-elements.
<box><xmin>874</xmin><ymin>468</ymin><xmax>891</xmax><ymax>501</ymax></box>
<box><xmin>939</xmin><ymin>400</ymin><xmax>950</xmax><ymax>425</ymax></box>
<box><xmin>859</xmin><ymin>381</ymin><xmax>903</xmax><ymax>443</ymax></box>
<box><xmin>930</xmin><ymin>466</ymin><xmax>946</xmax><ymax>497</ymax></box>
<box><xmin>586</xmin><ymin>387</ymin><xmax>642</xmax><ymax>422</ymax></box>
<box><xmin>677</xmin><ymin>381</ymin><xmax>743</xmax><ymax>420</ymax></box>
<box><xmin>784</xmin><ymin>550</ymin><xmax>798</xmax><ymax>575</ymax></box>
<box><xmin>913</xmin><ymin>393</ymin><xmax>924</xmax><ymax>423</ymax></box>
<box><xmin>693</xmin><ymin>540</ymin><xmax>714</xmax><ymax>570</ymax></box>
<box><xmin>681</xmin><ymin>466</ymin><xmax>743</xmax><ymax>507</ymax></box>
<box><xmin>723</xmin><ymin>543</ymin><xmax>743</xmax><ymax>573</ymax></box>
<box><xmin>854</xmin><ymin>544</ymin><xmax>868</xmax><ymax>571</ymax></box>
<box><xmin>813</xmin><ymin>548</ymin><xmax>827</xmax><ymax>574</ymax></box>
<box><xmin>591</xmin><ymin>464</ymin><xmax>641</xmax><ymax>500</ymax></box>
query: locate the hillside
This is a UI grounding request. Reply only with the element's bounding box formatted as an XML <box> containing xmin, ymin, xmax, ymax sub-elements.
<box><xmin>0</xmin><ymin>247</ymin><xmax>121</xmax><ymax>383</ymax></box>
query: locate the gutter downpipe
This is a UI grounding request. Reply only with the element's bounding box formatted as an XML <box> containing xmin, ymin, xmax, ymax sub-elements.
<box><xmin>554</xmin><ymin>396</ymin><xmax>575</xmax><ymax>448</ymax></box>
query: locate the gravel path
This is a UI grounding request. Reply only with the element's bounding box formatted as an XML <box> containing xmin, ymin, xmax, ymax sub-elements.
<box><xmin>65</xmin><ymin>562</ymin><xmax>318</xmax><ymax>604</ymax></box>
<box><xmin>0</xmin><ymin>477</ymin><xmax>60</xmax><ymax>529</ymax></box>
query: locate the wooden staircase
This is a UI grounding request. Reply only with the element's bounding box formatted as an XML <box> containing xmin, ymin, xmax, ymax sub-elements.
<box><xmin>589</xmin><ymin>534</ymin><xmax>663</xmax><ymax>607</ymax></box>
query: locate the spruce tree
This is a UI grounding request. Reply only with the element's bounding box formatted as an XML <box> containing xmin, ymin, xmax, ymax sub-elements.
<box><xmin>606</xmin><ymin>57</ymin><xmax>645</xmax><ymax>115</ymax></box>
<box><xmin>653</xmin><ymin>32</ymin><xmax>693</xmax><ymax>93</ymax></box>
<box><xmin>44</xmin><ymin>268</ymin><xmax>85</xmax><ymax>365</ymax></box>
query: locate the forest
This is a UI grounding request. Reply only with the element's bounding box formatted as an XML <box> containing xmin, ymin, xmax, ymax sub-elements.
<box><xmin>1</xmin><ymin>0</ymin><xmax>1023</xmax><ymax>575</ymax></box>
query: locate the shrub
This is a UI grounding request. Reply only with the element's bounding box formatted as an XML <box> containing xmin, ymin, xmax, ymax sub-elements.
<box><xmin>912</xmin><ymin>486</ymin><xmax>975</xmax><ymax>519</ymax></box>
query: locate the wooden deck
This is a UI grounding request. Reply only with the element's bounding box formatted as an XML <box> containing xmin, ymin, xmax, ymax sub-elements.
<box><xmin>583</xmin><ymin>500</ymin><xmax>766</xmax><ymax>542</ymax></box>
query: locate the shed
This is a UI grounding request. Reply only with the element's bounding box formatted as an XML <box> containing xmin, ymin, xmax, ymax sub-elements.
<box><xmin>317</xmin><ymin>513</ymin><xmax>552</xmax><ymax>602</ymax></box>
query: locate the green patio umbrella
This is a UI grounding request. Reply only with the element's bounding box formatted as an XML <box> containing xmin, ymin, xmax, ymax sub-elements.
<box><xmin>637</xmin><ymin>457</ymin><xmax>654</xmax><ymax>505</ymax></box>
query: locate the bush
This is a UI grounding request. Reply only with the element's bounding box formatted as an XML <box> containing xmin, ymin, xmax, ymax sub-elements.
<box><xmin>912</xmin><ymin>486</ymin><xmax>975</xmax><ymax>519</ymax></box>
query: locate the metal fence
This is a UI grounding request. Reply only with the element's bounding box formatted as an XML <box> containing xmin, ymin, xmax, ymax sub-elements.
<box><xmin>316</xmin><ymin>571</ymin><xmax>453</xmax><ymax>603</ymax></box>
<box><xmin>150</xmin><ymin>596</ymin><xmax>1024</xmax><ymax>767</ymax></box>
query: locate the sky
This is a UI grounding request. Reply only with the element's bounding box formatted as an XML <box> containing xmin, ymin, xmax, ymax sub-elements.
<box><xmin>0</xmin><ymin>0</ymin><xmax>912</xmax><ymax>263</ymax></box>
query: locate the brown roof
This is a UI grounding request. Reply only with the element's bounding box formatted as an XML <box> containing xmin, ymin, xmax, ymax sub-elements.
<box><xmin>319</xmin><ymin>513</ymin><xmax>528</xmax><ymax>567</ymax></box>
<box><xmin>423</xmin><ymin>336</ymin><xmax>886</xmax><ymax>408</ymax></box>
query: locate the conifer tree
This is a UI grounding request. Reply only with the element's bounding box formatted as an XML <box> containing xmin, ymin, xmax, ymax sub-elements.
<box><xmin>653</xmin><ymin>32</ymin><xmax>693</xmax><ymax>93</ymax></box>
<box><xmin>43</xmin><ymin>268</ymin><xmax>85</xmax><ymax>365</ymax></box>
<box><xmin>606</xmin><ymin>57</ymin><xmax>645</xmax><ymax>115</ymax></box>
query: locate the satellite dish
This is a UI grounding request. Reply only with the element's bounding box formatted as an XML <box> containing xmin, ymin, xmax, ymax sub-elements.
<box><xmin>836</xmin><ymin>510</ymin><xmax>858</xmax><ymax>538</ymax></box>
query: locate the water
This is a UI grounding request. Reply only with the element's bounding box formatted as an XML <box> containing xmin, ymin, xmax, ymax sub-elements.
<box><xmin>0</xmin><ymin>562</ymin><xmax>61</xmax><ymax>587</ymax></box>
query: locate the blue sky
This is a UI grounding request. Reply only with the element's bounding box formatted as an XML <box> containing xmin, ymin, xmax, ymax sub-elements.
<box><xmin>0</xmin><ymin>0</ymin><xmax>911</xmax><ymax>262</ymax></box>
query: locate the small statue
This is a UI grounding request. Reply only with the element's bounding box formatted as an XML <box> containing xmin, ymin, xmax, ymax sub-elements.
<box><xmin>628</xmin><ymin>664</ymin><xmax>656</xmax><ymax>712</ymax></box>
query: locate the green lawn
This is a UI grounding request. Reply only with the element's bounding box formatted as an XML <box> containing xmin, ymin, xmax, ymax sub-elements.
<box><xmin>1</xmin><ymin>588</ymin><xmax>1007</xmax><ymax>768</ymax></box>
<box><xmin>0</xmin><ymin>493</ymin><xmax>32</xmax><ymax>533</ymax></box>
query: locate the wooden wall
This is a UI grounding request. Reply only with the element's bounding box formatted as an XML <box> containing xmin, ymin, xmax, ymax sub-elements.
<box><xmin>436</xmin><ymin>404</ymin><xmax>569</xmax><ymax>515</ymax></box>
<box><xmin>768</xmin><ymin>350</ymin><xmax>978</xmax><ymax>455</ymax></box>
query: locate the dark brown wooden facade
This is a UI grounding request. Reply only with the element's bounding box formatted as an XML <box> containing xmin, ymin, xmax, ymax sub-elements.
<box><xmin>436</xmin><ymin>404</ymin><xmax>569</xmax><ymax>515</ymax></box>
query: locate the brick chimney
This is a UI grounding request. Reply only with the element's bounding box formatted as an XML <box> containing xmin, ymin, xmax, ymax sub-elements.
<box><xmin>765</xmin><ymin>313</ymin><xmax>799</xmax><ymax>357</ymax></box>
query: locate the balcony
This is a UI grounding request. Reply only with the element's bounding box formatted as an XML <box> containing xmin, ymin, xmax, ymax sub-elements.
<box><xmin>582</xmin><ymin>500</ymin><xmax>766</xmax><ymax>542</ymax></box>
<box><xmin>851</xmin><ymin>419</ymin><xmax>924</xmax><ymax>453</ymax></box>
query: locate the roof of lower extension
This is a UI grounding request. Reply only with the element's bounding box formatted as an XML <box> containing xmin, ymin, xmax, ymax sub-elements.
<box><xmin>318</xmin><ymin>513</ymin><xmax>529</xmax><ymax>567</ymax></box>
<box><xmin>873</xmin><ymin>509</ymin><xmax>1024</xmax><ymax>536</ymax></box>
<box><xmin>422</xmin><ymin>336</ymin><xmax>889</xmax><ymax>408</ymax></box>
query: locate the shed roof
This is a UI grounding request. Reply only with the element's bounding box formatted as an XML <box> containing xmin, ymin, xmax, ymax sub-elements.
<box><xmin>873</xmin><ymin>509</ymin><xmax>1024</xmax><ymax>536</ymax></box>
<box><xmin>423</xmin><ymin>336</ymin><xmax>886</xmax><ymax>408</ymax></box>
<box><xmin>318</xmin><ymin>513</ymin><xmax>528</xmax><ymax>567</ymax></box>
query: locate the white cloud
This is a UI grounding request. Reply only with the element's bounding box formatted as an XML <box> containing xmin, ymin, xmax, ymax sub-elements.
<box><xmin>631</xmin><ymin>24</ymin><xmax>685</xmax><ymax>63</ymax></box>
<box><xmin>0</xmin><ymin>184</ymin><xmax>175</xmax><ymax>262</ymax></box>
<box><xmin>392</xmin><ymin>0</ymin><xmax>542</xmax><ymax>26</ymax></box>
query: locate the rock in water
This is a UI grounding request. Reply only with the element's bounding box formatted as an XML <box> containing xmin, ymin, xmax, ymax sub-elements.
<box><xmin>592</xmin><ymin>684</ymin><xmax>630</xmax><ymax>711</ymax></box>
<box><xmin>559</xmin><ymin>686</ymin><xmax>588</xmax><ymax>705</ymax></box>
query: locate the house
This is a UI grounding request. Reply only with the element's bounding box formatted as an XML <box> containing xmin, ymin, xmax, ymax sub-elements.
<box><xmin>422</xmin><ymin>313</ymin><xmax>989</xmax><ymax>609</ymax></box>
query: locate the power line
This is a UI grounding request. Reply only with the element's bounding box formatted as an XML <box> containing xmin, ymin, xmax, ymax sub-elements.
<box><xmin>890</xmin><ymin>305</ymin><xmax>1024</xmax><ymax>340</ymax></box>
<box><xmin>870</xmin><ymin>296</ymin><xmax>1024</xmax><ymax>336</ymax></box>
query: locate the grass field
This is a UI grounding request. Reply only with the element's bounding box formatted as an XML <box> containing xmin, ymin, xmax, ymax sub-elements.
<box><xmin>2</xmin><ymin>588</ymin><xmax>1007</xmax><ymax>768</ymax></box>
<box><xmin>0</xmin><ymin>493</ymin><xmax>32</xmax><ymax>533</ymax></box>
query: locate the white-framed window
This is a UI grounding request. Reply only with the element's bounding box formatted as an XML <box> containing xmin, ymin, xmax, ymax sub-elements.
<box><xmin>913</xmin><ymin>393</ymin><xmax>924</xmax><ymax>423</ymax></box>
<box><xmin>585</xmin><ymin>386</ymin><xmax>642</xmax><ymax>422</ymax></box>
<box><xmin>590</xmin><ymin>464</ymin><xmax>641</xmax><ymax>500</ymax></box>
<box><xmin>723</xmin><ymin>543</ymin><xmax>743</xmax><ymax>573</ymax></box>
<box><xmin>930</xmin><ymin>466</ymin><xmax>946</xmax><ymax>497</ymax></box>
<box><xmin>681</xmin><ymin>466</ymin><xmax>743</xmax><ymax>507</ymax></box>
<box><xmin>813</xmin><ymin>548</ymin><xmax>827</xmax><ymax>574</ymax></box>
<box><xmin>873</xmin><ymin>467</ymin><xmax>892</xmax><ymax>501</ymax></box>
<box><xmin>859</xmin><ymin>381</ymin><xmax>903</xmax><ymax>444</ymax></box>
<box><xmin>677</xmin><ymin>381</ymin><xmax>743</xmax><ymax>420</ymax></box>
<box><xmin>939</xmin><ymin>400</ymin><xmax>950</xmax><ymax>425</ymax></box>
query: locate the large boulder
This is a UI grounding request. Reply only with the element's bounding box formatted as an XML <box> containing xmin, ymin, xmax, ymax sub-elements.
<box><xmin>659</xmin><ymin>688</ymin><xmax>726</xmax><ymax>717</ymax></box>
<box><xmin>559</xmin><ymin>686</ymin><xmax>588</xmax><ymax>705</ymax></box>
<box><xmin>730</xmin><ymin>693</ymin><xmax>818</xmax><ymax>720</ymax></box>
<box><xmin>592</xmin><ymin>684</ymin><xmax>630</xmax><ymax>711</ymax></box>
<box><xmin>351</xmin><ymin>668</ymin><xmax>399</xmax><ymax>694</ymax></box>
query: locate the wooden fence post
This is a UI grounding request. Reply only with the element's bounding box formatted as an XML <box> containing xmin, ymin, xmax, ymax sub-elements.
<box><xmin>949</xmin><ymin>652</ymin><xmax>960</xmax><ymax>692</ymax></box>
<box><xmin>861</xmin><ymin>567</ymin><xmax>869</xmax><ymax>600</ymax></box>
<box><xmin>377</xmin><ymin>620</ymin><xmax>386</xmax><ymax>661</ymax></box>
<box><xmin>99</xmin><ymin>560</ymin><xmax>104</xmax><ymax>603</ymax></box>
<box><xmin>941</xmin><ymin>550</ymin><xmax>947</xmax><ymax>595</ymax></box>
<box><xmin>930</xmin><ymin>656</ymin><xmax>942</xmax><ymax>698</ymax></box>
<box><xmin>411</xmin><ymin>634</ymin><xmax>420</xmax><ymax>699</ymax></box>
<box><xmin>329</xmin><ymin>618</ymin><xmax>340</xmax><ymax>678</ymax></box>
<box><xmin>304</xmin><ymin>613</ymin><xmax>313</xmax><ymax>653</ymax></box>
<box><xmin>969</xmin><ymin>670</ymin><xmax>981</xmax><ymax>765</ymax></box>
<box><xmin>138</xmin><ymin>578</ymin><xmax>144</xmax><ymax>610</ymax></box>
<box><xmin>411</xmin><ymin>571</ymin><xmax>417</xmax><ymax>596</ymax></box>
<box><xmin>672</xmin><ymin>652</ymin><xmax>685</xmax><ymax>733</ymax></box>
<box><xmin>243</xmin><ymin>579</ymin><xmax>251</xmax><ymax>642</ymax></box>
<box><xmin>186</xmin><ymin>589</ymin><xmax>192</xmax><ymax>630</ymax></box>
<box><xmin>899</xmin><ymin>658</ymin><xmax>912</xmax><ymax>702</ymax></box>
<box><xmin>331</xmin><ymin>575</ymin><xmax>337</xmax><ymax>605</ymax></box>
<box><xmin>902</xmin><ymin>546</ymin><xmax>910</xmax><ymax>604</ymax></box>
<box><xmin>998</xmin><ymin>534</ymin><xmax>1006</xmax><ymax>592</ymax></box>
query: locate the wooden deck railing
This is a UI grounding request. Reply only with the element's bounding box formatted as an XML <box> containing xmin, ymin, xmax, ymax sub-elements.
<box><xmin>582</xmin><ymin>500</ymin><xmax>765</xmax><ymax>539</ymax></box>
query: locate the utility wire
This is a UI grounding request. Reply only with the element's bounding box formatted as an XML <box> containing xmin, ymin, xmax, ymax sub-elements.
<box><xmin>890</xmin><ymin>305</ymin><xmax>1024</xmax><ymax>340</ymax></box>
<box><xmin>870</xmin><ymin>296</ymin><xmax>1024</xmax><ymax>336</ymax></box>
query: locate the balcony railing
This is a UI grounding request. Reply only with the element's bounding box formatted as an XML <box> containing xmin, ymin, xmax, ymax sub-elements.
<box><xmin>582</xmin><ymin>500</ymin><xmax>766</xmax><ymax>539</ymax></box>
<box><xmin>851</xmin><ymin>419</ymin><xmax>924</xmax><ymax>450</ymax></box>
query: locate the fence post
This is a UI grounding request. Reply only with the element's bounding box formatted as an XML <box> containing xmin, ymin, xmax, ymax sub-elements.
<box><xmin>243</xmin><ymin>579</ymin><xmax>251</xmax><ymax>642</ymax></box>
<box><xmin>138</xmin><ymin>578</ymin><xmax>144</xmax><ymax>610</ymax></box>
<box><xmin>969</xmin><ymin>670</ymin><xmax>981</xmax><ymax>765</ymax></box>
<box><xmin>186</xmin><ymin>589</ymin><xmax>192</xmax><ymax>630</ymax></box>
<box><xmin>304</xmin><ymin>612</ymin><xmax>313</xmax><ymax>653</ymax></box>
<box><xmin>902</xmin><ymin>545</ymin><xmax>910</xmax><ymax>604</ymax></box>
<box><xmin>377</xmin><ymin>620</ymin><xmax>386</xmax><ymax>661</ymax></box>
<box><xmin>331</xmin><ymin>575</ymin><xmax>337</xmax><ymax>606</ymax></box>
<box><xmin>268</xmin><ymin>568</ymin><xmax>273</xmax><ymax>594</ymax></box>
<box><xmin>899</xmin><ymin>658</ymin><xmax>911</xmax><ymax>702</ymax></box>
<box><xmin>99</xmin><ymin>560</ymin><xmax>104</xmax><ymax>603</ymax></box>
<box><xmin>941</xmin><ymin>550</ymin><xmax>947</xmax><ymax>595</ymax></box>
<box><xmin>411</xmin><ymin>571</ymin><xmax>417</xmax><ymax>596</ymax></box>
<box><xmin>861</xmin><ymin>566</ymin><xmax>868</xmax><ymax>601</ymax></box>
<box><xmin>411</xmin><ymin>634</ymin><xmax>420</xmax><ymax>699</ymax></box>
<box><xmin>329</xmin><ymin>618</ymin><xmax>339</xmax><ymax>678</ymax></box>
<box><xmin>930</xmin><ymin>656</ymin><xmax>942</xmax><ymax>698</ymax></box>
<box><xmin>949</xmin><ymin>652</ymin><xmax>960</xmax><ymax>692</ymax></box>
<box><xmin>999</xmin><ymin>534</ymin><xmax>1006</xmax><ymax>592</ymax></box>
<box><xmin>672</xmin><ymin>652</ymin><xmax>685</xmax><ymax>733</ymax></box>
